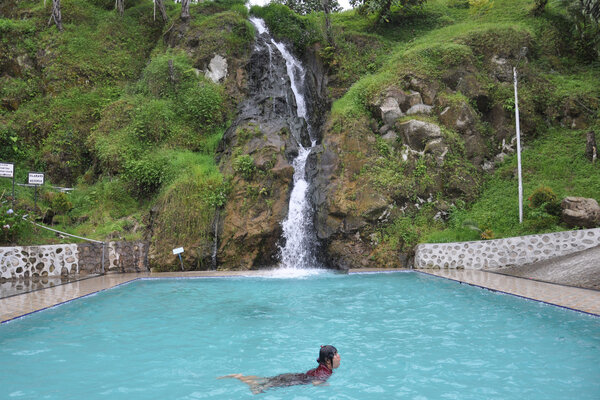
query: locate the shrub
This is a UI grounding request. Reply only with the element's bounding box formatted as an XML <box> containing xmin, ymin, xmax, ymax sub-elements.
<box><xmin>51</xmin><ymin>192</ymin><xmax>73</xmax><ymax>215</ymax></box>
<box><xmin>0</xmin><ymin>204</ymin><xmax>26</xmax><ymax>245</ymax></box>
<box><xmin>124</xmin><ymin>153</ymin><xmax>167</xmax><ymax>198</ymax></box>
<box><xmin>528</xmin><ymin>185</ymin><xmax>560</xmax><ymax>215</ymax></box>
<box><xmin>180</xmin><ymin>82</ymin><xmax>226</xmax><ymax>132</ymax></box>
<box><xmin>232</xmin><ymin>154</ymin><xmax>256</xmax><ymax>180</ymax></box>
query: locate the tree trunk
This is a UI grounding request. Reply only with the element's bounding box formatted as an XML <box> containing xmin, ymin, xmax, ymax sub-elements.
<box><xmin>115</xmin><ymin>0</ymin><xmax>124</xmax><ymax>16</ymax></box>
<box><xmin>321</xmin><ymin>0</ymin><xmax>334</xmax><ymax>48</ymax></box>
<box><xmin>586</xmin><ymin>131</ymin><xmax>597</xmax><ymax>163</ymax></box>
<box><xmin>48</xmin><ymin>0</ymin><xmax>63</xmax><ymax>31</ymax></box>
<box><xmin>168</xmin><ymin>59</ymin><xmax>177</xmax><ymax>87</ymax></box>
<box><xmin>181</xmin><ymin>0</ymin><xmax>190</xmax><ymax>21</ymax></box>
<box><xmin>154</xmin><ymin>0</ymin><xmax>168</xmax><ymax>22</ymax></box>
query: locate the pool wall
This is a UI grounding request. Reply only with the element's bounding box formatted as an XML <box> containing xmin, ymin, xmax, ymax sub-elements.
<box><xmin>414</xmin><ymin>228</ymin><xmax>600</xmax><ymax>269</ymax></box>
<box><xmin>0</xmin><ymin>241</ymin><xmax>149</xmax><ymax>281</ymax></box>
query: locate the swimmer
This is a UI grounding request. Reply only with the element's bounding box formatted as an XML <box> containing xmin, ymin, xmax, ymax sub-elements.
<box><xmin>218</xmin><ymin>345</ymin><xmax>341</xmax><ymax>394</ymax></box>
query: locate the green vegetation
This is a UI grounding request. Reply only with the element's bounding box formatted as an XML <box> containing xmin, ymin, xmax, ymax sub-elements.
<box><xmin>0</xmin><ymin>0</ymin><xmax>598</xmax><ymax>268</ymax></box>
<box><xmin>0</xmin><ymin>0</ymin><xmax>244</xmax><ymax>258</ymax></box>
<box><xmin>250</xmin><ymin>3</ymin><xmax>323</xmax><ymax>53</ymax></box>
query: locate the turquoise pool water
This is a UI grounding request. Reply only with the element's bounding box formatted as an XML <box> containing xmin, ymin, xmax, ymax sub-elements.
<box><xmin>1</xmin><ymin>272</ymin><xmax>599</xmax><ymax>399</ymax></box>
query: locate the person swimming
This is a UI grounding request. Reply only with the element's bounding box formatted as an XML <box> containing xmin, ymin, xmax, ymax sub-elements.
<box><xmin>218</xmin><ymin>345</ymin><xmax>341</xmax><ymax>394</ymax></box>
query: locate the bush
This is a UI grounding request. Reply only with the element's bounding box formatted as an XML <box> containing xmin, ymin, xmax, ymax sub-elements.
<box><xmin>129</xmin><ymin>98</ymin><xmax>175</xmax><ymax>144</ymax></box>
<box><xmin>232</xmin><ymin>154</ymin><xmax>256</xmax><ymax>180</ymax></box>
<box><xmin>0</xmin><ymin>204</ymin><xmax>26</xmax><ymax>245</ymax></box>
<box><xmin>180</xmin><ymin>82</ymin><xmax>226</xmax><ymax>132</ymax></box>
<box><xmin>51</xmin><ymin>192</ymin><xmax>73</xmax><ymax>215</ymax></box>
<box><xmin>124</xmin><ymin>153</ymin><xmax>167</xmax><ymax>198</ymax></box>
<box><xmin>528</xmin><ymin>185</ymin><xmax>560</xmax><ymax>215</ymax></box>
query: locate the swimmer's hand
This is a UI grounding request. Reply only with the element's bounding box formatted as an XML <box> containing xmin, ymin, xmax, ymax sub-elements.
<box><xmin>312</xmin><ymin>380</ymin><xmax>329</xmax><ymax>386</ymax></box>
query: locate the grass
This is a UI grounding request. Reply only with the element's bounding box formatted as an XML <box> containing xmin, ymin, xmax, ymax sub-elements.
<box><xmin>425</xmin><ymin>127</ymin><xmax>600</xmax><ymax>242</ymax></box>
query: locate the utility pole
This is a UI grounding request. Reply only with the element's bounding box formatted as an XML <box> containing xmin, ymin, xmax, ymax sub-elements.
<box><xmin>513</xmin><ymin>67</ymin><xmax>523</xmax><ymax>224</ymax></box>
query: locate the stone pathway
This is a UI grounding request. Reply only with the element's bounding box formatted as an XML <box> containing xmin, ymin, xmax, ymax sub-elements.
<box><xmin>1</xmin><ymin>269</ymin><xmax>599</xmax><ymax>323</ymax></box>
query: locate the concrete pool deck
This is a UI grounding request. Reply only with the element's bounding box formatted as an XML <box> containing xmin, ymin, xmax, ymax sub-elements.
<box><xmin>1</xmin><ymin>269</ymin><xmax>599</xmax><ymax>323</ymax></box>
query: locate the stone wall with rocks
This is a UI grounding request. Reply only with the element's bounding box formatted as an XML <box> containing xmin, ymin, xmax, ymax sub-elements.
<box><xmin>0</xmin><ymin>241</ymin><xmax>148</xmax><ymax>281</ymax></box>
<box><xmin>414</xmin><ymin>228</ymin><xmax>600</xmax><ymax>269</ymax></box>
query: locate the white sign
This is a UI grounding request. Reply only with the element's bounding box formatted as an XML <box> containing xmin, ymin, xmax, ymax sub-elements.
<box><xmin>0</xmin><ymin>162</ymin><xmax>13</xmax><ymax>178</ymax></box>
<box><xmin>172</xmin><ymin>247</ymin><xmax>184</xmax><ymax>255</ymax></box>
<box><xmin>28</xmin><ymin>172</ymin><xmax>45</xmax><ymax>185</ymax></box>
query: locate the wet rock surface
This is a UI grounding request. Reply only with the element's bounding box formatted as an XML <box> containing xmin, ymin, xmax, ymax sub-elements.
<box><xmin>215</xmin><ymin>24</ymin><xmax>326</xmax><ymax>269</ymax></box>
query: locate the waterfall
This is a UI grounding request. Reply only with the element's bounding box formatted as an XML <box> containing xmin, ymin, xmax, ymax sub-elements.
<box><xmin>249</xmin><ymin>17</ymin><xmax>319</xmax><ymax>270</ymax></box>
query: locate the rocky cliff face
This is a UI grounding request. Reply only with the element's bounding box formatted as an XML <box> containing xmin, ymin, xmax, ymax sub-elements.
<box><xmin>215</xmin><ymin>22</ymin><xmax>328</xmax><ymax>269</ymax></box>
<box><xmin>309</xmin><ymin>29</ymin><xmax>559</xmax><ymax>270</ymax></box>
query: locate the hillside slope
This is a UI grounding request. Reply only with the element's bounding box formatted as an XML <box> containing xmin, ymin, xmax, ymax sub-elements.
<box><xmin>1</xmin><ymin>0</ymin><xmax>598</xmax><ymax>270</ymax></box>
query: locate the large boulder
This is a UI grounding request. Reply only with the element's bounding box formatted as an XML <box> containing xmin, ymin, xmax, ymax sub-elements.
<box><xmin>561</xmin><ymin>197</ymin><xmax>600</xmax><ymax>228</ymax></box>
<box><xmin>438</xmin><ymin>102</ymin><xmax>476</xmax><ymax>134</ymax></box>
<box><xmin>405</xmin><ymin>75</ymin><xmax>438</xmax><ymax>105</ymax></box>
<box><xmin>396</xmin><ymin>120</ymin><xmax>442</xmax><ymax>151</ymax></box>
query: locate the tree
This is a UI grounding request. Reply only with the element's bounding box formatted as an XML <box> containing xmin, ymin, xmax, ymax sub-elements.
<box><xmin>580</xmin><ymin>0</ymin><xmax>599</xmax><ymax>22</ymax></box>
<box><xmin>274</xmin><ymin>0</ymin><xmax>341</xmax><ymax>14</ymax></box>
<box><xmin>48</xmin><ymin>0</ymin><xmax>63</xmax><ymax>31</ymax></box>
<box><xmin>349</xmin><ymin>0</ymin><xmax>426</xmax><ymax>25</ymax></box>
<box><xmin>181</xmin><ymin>0</ymin><xmax>190</xmax><ymax>20</ymax></box>
<box><xmin>115</xmin><ymin>0</ymin><xmax>124</xmax><ymax>16</ymax></box>
<box><xmin>322</xmin><ymin>0</ymin><xmax>334</xmax><ymax>47</ymax></box>
<box><xmin>154</xmin><ymin>0</ymin><xmax>168</xmax><ymax>22</ymax></box>
<box><xmin>561</xmin><ymin>0</ymin><xmax>600</xmax><ymax>60</ymax></box>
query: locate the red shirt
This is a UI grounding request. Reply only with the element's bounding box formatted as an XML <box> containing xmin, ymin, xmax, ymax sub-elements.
<box><xmin>305</xmin><ymin>364</ymin><xmax>333</xmax><ymax>380</ymax></box>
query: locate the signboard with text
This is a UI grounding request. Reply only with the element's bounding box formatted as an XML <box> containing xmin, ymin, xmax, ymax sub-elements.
<box><xmin>28</xmin><ymin>172</ymin><xmax>45</xmax><ymax>186</ymax></box>
<box><xmin>0</xmin><ymin>162</ymin><xmax>14</xmax><ymax>178</ymax></box>
<box><xmin>172</xmin><ymin>247</ymin><xmax>184</xmax><ymax>255</ymax></box>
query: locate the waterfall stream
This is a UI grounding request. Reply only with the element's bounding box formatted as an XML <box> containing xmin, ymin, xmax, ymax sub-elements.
<box><xmin>249</xmin><ymin>18</ymin><xmax>319</xmax><ymax>270</ymax></box>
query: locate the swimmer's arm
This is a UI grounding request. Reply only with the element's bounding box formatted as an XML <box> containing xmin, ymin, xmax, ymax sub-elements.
<box><xmin>312</xmin><ymin>380</ymin><xmax>329</xmax><ymax>386</ymax></box>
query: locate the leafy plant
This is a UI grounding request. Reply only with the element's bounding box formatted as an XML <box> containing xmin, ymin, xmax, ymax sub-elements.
<box><xmin>528</xmin><ymin>185</ymin><xmax>560</xmax><ymax>216</ymax></box>
<box><xmin>232</xmin><ymin>155</ymin><xmax>256</xmax><ymax>180</ymax></box>
<box><xmin>0</xmin><ymin>203</ymin><xmax>26</xmax><ymax>245</ymax></box>
<box><xmin>51</xmin><ymin>192</ymin><xmax>73</xmax><ymax>215</ymax></box>
<box><xmin>124</xmin><ymin>154</ymin><xmax>167</xmax><ymax>198</ymax></box>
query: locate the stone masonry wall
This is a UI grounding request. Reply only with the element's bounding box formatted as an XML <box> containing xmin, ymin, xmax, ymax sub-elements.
<box><xmin>0</xmin><ymin>241</ymin><xmax>149</xmax><ymax>281</ymax></box>
<box><xmin>414</xmin><ymin>228</ymin><xmax>600</xmax><ymax>269</ymax></box>
<box><xmin>0</xmin><ymin>244</ymin><xmax>79</xmax><ymax>281</ymax></box>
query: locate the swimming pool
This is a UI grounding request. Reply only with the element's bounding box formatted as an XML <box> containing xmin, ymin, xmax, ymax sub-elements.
<box><xmin>1</xmin><ymin>272</ymin><xmax>599</xmax><ymax>399</ymax></box>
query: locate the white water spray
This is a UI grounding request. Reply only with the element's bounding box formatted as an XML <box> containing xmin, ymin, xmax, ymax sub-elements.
<box><xmin>250</xmin><ymin>18</ymin><xmax>320</xmax><ymax>272</ymax></box>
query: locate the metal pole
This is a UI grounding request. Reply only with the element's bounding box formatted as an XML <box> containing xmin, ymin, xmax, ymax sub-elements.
<box><xmin>513</xmin><ymin>67</ymin><xmax>523</xmax><ymax>224</ymax></box>
<box><xmin>12</xmin><ymin>174</ymin><xmax>15</xmax><ymax>208</ymax></box>
<box><xmin>34</xmin><ymin>185</ymin><xmax>38</xmax><ymax>211</ymax></box>
<box><xmin>178</xmin><ymin>254</ymin><xmax>184</xmax><ymax>271</ymax></box>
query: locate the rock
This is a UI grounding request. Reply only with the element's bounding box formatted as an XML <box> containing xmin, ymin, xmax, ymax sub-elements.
<box><xmin>402</xmin><ymin>91</ymin><xmax>423</xmax><ymax>111</ymax></box>
<box><xmin>586</xmin><ymin>131</ymin><xmax>597</xmax><ymax>163</ymax></box>
<box><xmin>490</xmin><ymin>55</ymin><xmax>512</xmax><ymax>82</ymax></box>
<box><xmin>438</xmin><ymin>101</ymin><xmax>476</xmax><ymax>134</ymax></box>
<box><xmin>405</xmin><ymin>104</ymin><xmax>433</xmax><ymax>116</ymax></box>
<box><xmin>561</xmin><ymin>197</ymin><xmax>600</xmax><ymax>228</ymax></box>
<box><xmin>463</xmin><ymin>134</ymin><xmax>487</xmax><ymax>165</ymax></box>
<box><xmin>205</xmin><ymin>55</ymin><xmax>227</xmax><ymax>82</ymax></box>
<box><xmin>381</xmin><ymin>131</ymin><xmax>398</xmax><ymax>144</ymax></box>
<box><xmin>396</xmin><ymin>120</ymin><xmax>442</xmax><ymax>152</ymax></box>
<box><xmin>424</xmin><ymin>139</ymin><xmax>448</xmax><ymax>166</ymax></box>
<box><xmin>380</xmin><ymin>97</ymin><xmax>404</xmax><ymax>126</ymax></box>
<box><xmin>406</xmin><ymin>76</ymin><xmax>438</xmax><ymax>105</ymax></box>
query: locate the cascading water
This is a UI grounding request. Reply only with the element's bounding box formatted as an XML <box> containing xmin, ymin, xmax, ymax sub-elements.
<box><xmin>249</xmin><ymin>18</ymin><xmax>320</xmax><ymax>272</ymax></box>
